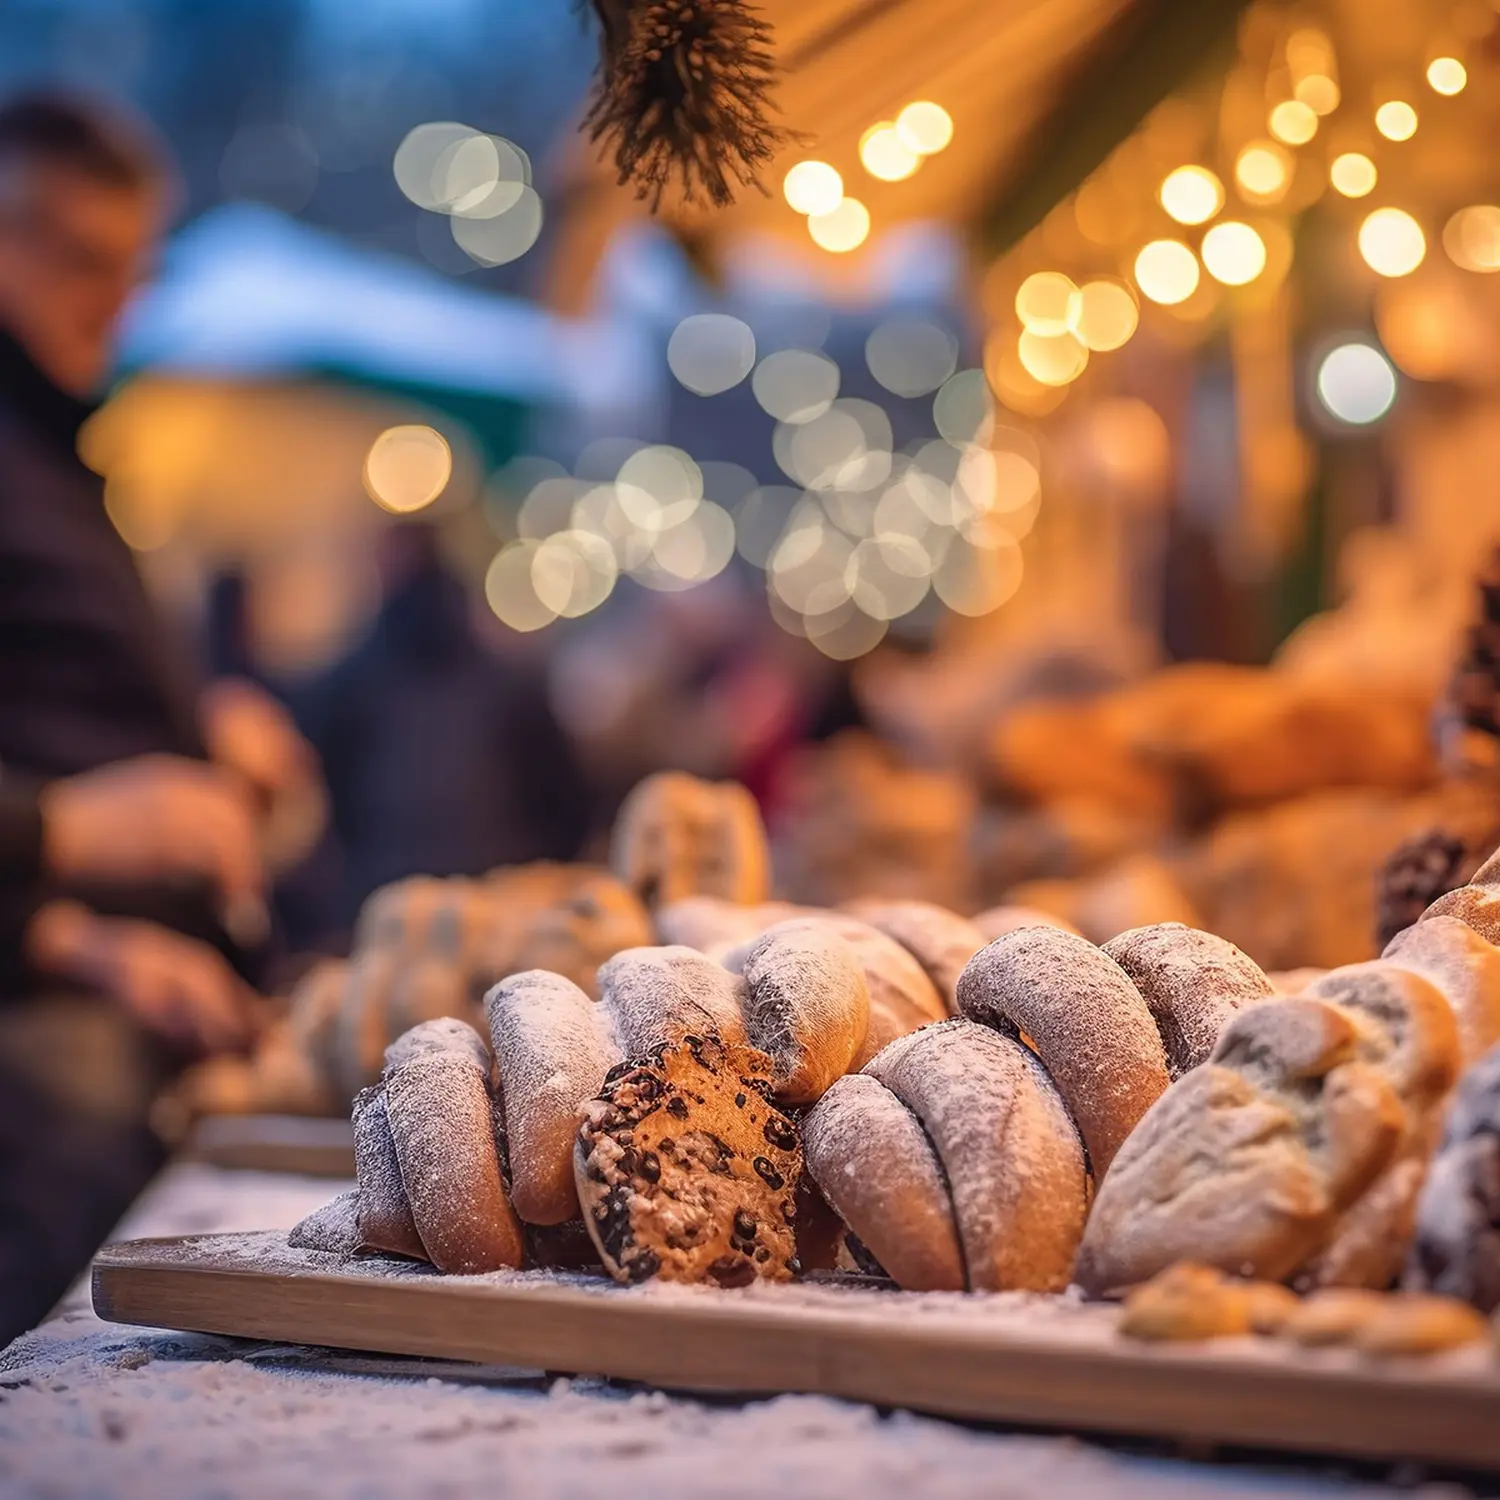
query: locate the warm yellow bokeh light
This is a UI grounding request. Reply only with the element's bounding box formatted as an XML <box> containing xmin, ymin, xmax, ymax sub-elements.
<box><xmin>1330</xmin><ymin>152</ymin><xmax>1377</xmax><ymax>198</ymax></box>
<box><xmin>1235</xmin><ymin>142</ymin><xmax>1291</xmax><ymax>203</ymax></box>
<box><xmin>808</xmin><ymin>196</ymin><xmax>871</xmax><ymax>252</ymax></box>
<box><xmin>1159</xmin><ymin>166</ymin><xmax>1223</xmax><ymax>226</ymax></box>
<box><xmin>1444</xmin><ymin>205</ymin><xmax>1500</xmax><ymax>272</ymax></box>
<box><xmin>1015</xmin><ymin>271</ymin><xmax>1078</xmax><ymax>335</ymax></box>
<box><xmin>1017</xmin><ymin>329</ymin><xmax>1088</xmax><ymax>386</ymax></box>
<box><xmin>1294</xmin><ymin>74</ymin><xmax>1341</xmax><ymax>114</ymax></box>
<box><xmin>1375</xmin><ymin>101</ymin><xmax>1418</xmax><ymax>141</ymax></box>
<box><xmin>1068</xmin><ymin>279</ymin><xmax>1139</xmax><ymax>351</ymax></box>
<box><xmin>1201</xmin><ymin>221</ymin><xmax>1267</xmax><ymax>285</ymax></box>
<box><xmin>1427</xmin><ymin>57</ymin><xmax>1468</xmax><ymax>95</ymax></box>
<box><xmin>895</xmin><ymin>101</ymin><xmax>953</xmax><ymax>156</ymax></box>
<box><xmin>783</xmin><ymin>161</ymin><xmax>843</xmax><ymax>216</ymax></box>
<box><xmin>364</xmin><ymin>425</ymin><xmax>452</xmax><ymax>514</ymax></box>
<box><xmin>1133</xmin><ymin>239</ymin><xmax>1200</xmax><ymax>305</ymax></box>
<box><xmin>859</xmin><ymin>123</ymin><xmax>920</xmax><ymax>182</ymax></box>
<box><xmin>1269</xmin><ymin>100</ymin><xmax>1318</xmax><ymax>145</ymax></box>
<box><xmin>1358</xmin><ymin>207</ymin><xmax>1426</xmax><ymax>277</ymax></box>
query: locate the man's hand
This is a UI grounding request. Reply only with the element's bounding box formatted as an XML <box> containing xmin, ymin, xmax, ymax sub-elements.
<box><xmin>40</xmin><ymin>755</ymin><xmax>266</xmax><ymax>912</ymax></box>
<box><xmin>202</xmin><ymin>678</ymin><xmax>317</xmax><ymax>811</ymax></box>
<box><xmin>26</xmin><ymin>901</ymin><xmax>260</xmax><ymax>1055</ymax></box>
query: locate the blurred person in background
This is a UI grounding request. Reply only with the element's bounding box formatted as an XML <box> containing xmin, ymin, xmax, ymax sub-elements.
<box><xmin>304</xmin><ymin>522</ymin><xmax>590</xmax><ymax>929</ymax></box>
<box><xmin>0</xmin><ymin>90</ymin><xmax>322</xmax><ymax>1339</ymax></box>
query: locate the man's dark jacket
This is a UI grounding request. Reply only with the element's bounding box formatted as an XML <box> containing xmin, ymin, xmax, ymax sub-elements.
<box><xmin>0</xmin><ymin>330</ymin><xmax>218</xmax><ymax>990</ymax></box>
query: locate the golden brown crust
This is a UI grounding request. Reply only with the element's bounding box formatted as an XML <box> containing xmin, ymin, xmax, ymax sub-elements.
<box><xmin>865</xmin><ymin>1021</ymin><xmax>1087</xmax><ymax>1293</ymax></box>
<box><xmin>610</xmin><ymin>772</ymin><xmax>771</xmax><ymax>909</ymax></box>
<box><xmin>1074</xmin><ymin>998</ymin><xmax>1406</xmax><ymax>1295</ymax></box>
<box><xmin>1383</xmin><ymin>915</ymin><xmax>1500</xmax><ymax>1066</ymax></box>
<box><xmin>956</xmin><ymin>926</ymin><xmax>1169</xmax><ymax>1178</ymax></box>
<box><xmin>802</xmin><ymin>1072</ymin><xmax>965</xmax><ymax>1292</ymax></box>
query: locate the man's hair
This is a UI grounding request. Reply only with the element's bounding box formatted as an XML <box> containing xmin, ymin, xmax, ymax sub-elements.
<box><xmin>0</xmin><ymin>90</ymin><xmax>164</xmax><ymax>192</ymax></box>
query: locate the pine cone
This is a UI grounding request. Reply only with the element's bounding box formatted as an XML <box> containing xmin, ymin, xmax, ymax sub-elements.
<box><xmin>1374</xmin><ymin>829</ymin><xmax>1477</xmax><ymax>949</ymax></box>
<box><xmin>583</xmin><ymin>0</ymin><xmax>789</xmax><ymax>209</ymax></box>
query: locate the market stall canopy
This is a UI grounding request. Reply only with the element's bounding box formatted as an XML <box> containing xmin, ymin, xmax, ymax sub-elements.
<box><xmin>550</xmin><ymin>0</ymin><xmax>1248</xmax><ymax>308</ymax></box>
<box><xmin>121</xmin><ymin>203</ymin><xmax>655</xmax><ymax>444</ymax></box>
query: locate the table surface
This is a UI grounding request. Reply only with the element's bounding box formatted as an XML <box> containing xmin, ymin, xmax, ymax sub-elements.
<box><xmin>0</xmin><ymin>1164</ymin><xmax>1470</xmax><ymax>1500</ymax></box>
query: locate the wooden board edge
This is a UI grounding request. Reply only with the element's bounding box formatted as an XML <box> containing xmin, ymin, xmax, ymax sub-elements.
<box><xmin>90</xmin><ymin>1240</ymin><xmax>1500</xmax><ymax>1470</ymax></box>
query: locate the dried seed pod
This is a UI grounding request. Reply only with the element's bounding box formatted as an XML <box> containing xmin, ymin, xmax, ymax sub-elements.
<box><xmin>583</xmin><ymin>0</ymin><xmax>790</xmax><ymax>208</ymax></box>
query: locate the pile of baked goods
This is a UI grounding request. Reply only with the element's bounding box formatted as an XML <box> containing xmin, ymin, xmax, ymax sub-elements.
<box><xmin>283</xmin><ymin>773</ymin><xmax>1500</xmax><ymax>1349</ymax></box>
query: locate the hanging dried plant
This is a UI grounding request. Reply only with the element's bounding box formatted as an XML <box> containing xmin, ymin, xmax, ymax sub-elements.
<box><xmin>583</xmin><ymin>0</ymin><xmax>789</xmax><ymax>210</ymax></box>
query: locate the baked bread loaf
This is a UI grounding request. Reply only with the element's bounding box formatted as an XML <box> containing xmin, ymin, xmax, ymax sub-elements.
<box><xmin>574</xmin><ymin>1033</ymin><xmax>801</xmax><ymax>1285</ymax></box>
<box><xmin>1383</xmin><ymin>915</ymin><xmax>1500</xmax><ymax>1065</ymax></box>
<box><xmin>1297</xmin><ymin>962</ymin><xmax>1460</xmax><ymax>1289</ymax></box>
<box><xmin>956</xmin><ymin>926</ymin><xmax>1170</xmax><ymax>1177</ymax></box>
<box><xmin>653</xmin><ymin>896</ymin><xmax>805</xmax><ymax>953</ymax></box>
<box><xmin>739</xmin><ymin>919</ymin><xmax>870</xmax><ymax>1104</ymax></box>
<box><xmin>484</xmin><ymin>970</ymin><xmax>625</xmax><ymax>1226</ymax></box>
<box><xmin>801</xmin><ymin>1072</ymin><xmax>965</xmax><ymax>1290</ymax></box>
<box><xmin>379</xmin><ymin>1018</ymin><xmax>524</xmax><ymax>1273</ymax></box>
<box><xmin>1075</xmin><ymin>997</ymin><xmax>1406</xmax><ymax>1294</ymax></box>
<box><xmin>840</xmin><ymin>900</ymin><xmax>985</xmax><ymax>1011</ymax></box>
<box><xmin>804</xmin><ymin>1019</ymin><xmax>1088</xmax><ymax>1292</ymax></box>
<box><xmin>611</xmin><ymin>771</ymin><xmax>770</xmax><ymax>908</ymax></box>
<box><xmin>1408</xmin><ymin>1041</ymin><xmax>1500</xmax><ymax>1310</ymax></box>
<box><xmin>1103</xmin><ymin>923</ymin><xmax>1272</xmax><ymax>1077</ymax></box>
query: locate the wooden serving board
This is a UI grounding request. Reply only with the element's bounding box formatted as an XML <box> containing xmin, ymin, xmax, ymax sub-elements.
<box><xmin>183</xmin><ymin>1116</ymin><xmax>355</xmax><ymax>1177</ymax></box>
<box><xmin>93</xmin><ymin>1232</ymin><xmax>1500</xmax><ymax>1469</ymax></box>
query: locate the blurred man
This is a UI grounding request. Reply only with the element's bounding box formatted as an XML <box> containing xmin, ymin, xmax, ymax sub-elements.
<box><xmin>0</xmin><ymin>91</ymin><xmax>319</xmax><ymax>1340</ymax></box>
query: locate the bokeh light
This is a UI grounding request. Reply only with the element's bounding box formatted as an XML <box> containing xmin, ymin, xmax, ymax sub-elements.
<box><xmin>1330</xmin><ymin>153</ymin><xmax>1377</xmax><ymax>198</ymax></box>
<box><xmin>1427</xmin><ymin>57</ymin><xmax>1468</xmax><ymax>95</ymax></box>
<box><xmin>752</xmin><ymin>349</ymin><xmax>840</xmax><ymax>423</ymax></box>
<box><xmin>1018</xmin><ymin>329</ymin><xmax>1089</xmax><ymax>386</ymax></box>
<box><xmin>865</xmin><ymin>319</ymin><xmax>958</xmax><ymax>397</ymax></box>
<box><xmin>1235</xmin><ymin>141</ymin><xmax>1291</xmax><ymax>203</ymax></box>
<box><xmin>1015</xmin><ymin>272</ymin><xmax>1079</xmax><ymax>335</ymax></box>
<box><xmin>531</xmin><ymin>530</ymin><xmax>618</xmax><ymax>617</ymax></box>
<box><xmin>364</xmin><ymin>425</ymin><xmax>452</xmax><ymax>513</ymax></box>
<box><xmin>617</xmin><ymin>446</ymin><xmax>702</xmax><ymax>531</ymax></box>
<box><xmin>1134</xmin><ymin>239</ymin><xmax>1200</xmax><ymax>305</ymax></box>
<box><xmin>783</xmin><ymin>161</ymin><xmax>844</xmax><ymax>216</ymax></box>
<box><xmin>1268</xmin><ymin>100</ymin><xmax>1318</xmax><ymax>145</ymax></box>
<box><xmin>667</xmin><ymin>314</ymin><xmax>757</xmax><ymax>396</ymax></box>
<box><xmin>933</xmin><ymin>523</ymin><xmax>1023</xmax><ymax>616</ymax></box>
<box><xmin>1375</xmin><ymin>101</ymin><xmax>1418</xmax><ymax>141</ymax></box>
<box><xmin>1295</xmin><ymin>75</ymin><xmax>1341</xmax><ymax>114</ymax></box>
<box><xmin>1201</xmin><ymin>221</ymin><xmax>1267</xmax><ymax>286</ymax></box>
<box><xmin>1068</xmin><ymin>279</ymin><xmax>1139</xmax><ymax>351</ymax></box>
<box><xmin>485</xmin><ymin>541</ymin><xmax>557</xmax><ymax>632</ymax></box>
<box><xmin>450</xmin><ymin>186</ymin><xmax>543</xmax><ymax>266</ymax></box>
<box><xmin>1358</xmin><ymin>208</ymin><xmax>1426</xmax><ymax>277</ymax></box>
<box><xmin>1316</xmin><ymin>342</ymin><xmax>1397</xmax><ymax>424</ymax></box>
<box><xmin>808</xmin><ymin>197</ymin><xmax>871</xmax><ymax>253</ymax></box>
<box><xmin>859</xmin><ymin>122</ymin><xmax>920</xmax><ymax>182</ymax></box>
<box><xmin>933</xmin><ymin>369</ymin><xmax>995</xmax><ymax>446</ymax></box>
<box><xmin>895</xmin><ymin>102</ymin><xmax>954</xmax><ymax>156</ymax></box>
<box><xmin>1159</xmin><ymin>166</ymin><xmax>1223</xmax><ymax>226</ymax></box>
<box><xmin>394</xmin><ymin>122</ymin><xmax>477</xmax><ymax>211</ymax></box>
<box><xmin>1443</xmin><ymin>205</ymin><xmax>1500</xmax><ymax>272</ymax></box>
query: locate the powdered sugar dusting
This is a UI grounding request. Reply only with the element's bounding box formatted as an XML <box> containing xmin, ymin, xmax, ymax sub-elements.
<box><xmin>1103</xmin><ymin>923</ymin><xmax>1271</xmax><ymax>1077</ymax></box>
<box><xmin>865</xmin><ymin>1020</ymin><xmax>1087</xmax><ymax>1293</ymax></box>
<box><xmin>484</xmin><ymin>970</ymin><xmax>625</xmax><ymax>1225</ymax></box>
<box><xmin>956</xmin><ymin>928</ymin><xmax>1170</xmax><ymax>1177</ymax></box>
<box><xmin>741</xmin><ymin>920</ymin><xmax>870</xmax><ymax>1104</ymax></box>
<box><xmin>599</xmin><ymin>946</ymin><xmax>750</xmax><ymax>1054</ymax></box>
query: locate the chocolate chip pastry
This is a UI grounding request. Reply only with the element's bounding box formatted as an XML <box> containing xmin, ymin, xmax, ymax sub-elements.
<box><xmin>575</xmin><ymin>1033</ymin><xmax>802</xmax><ymax>1285</ymax></box>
